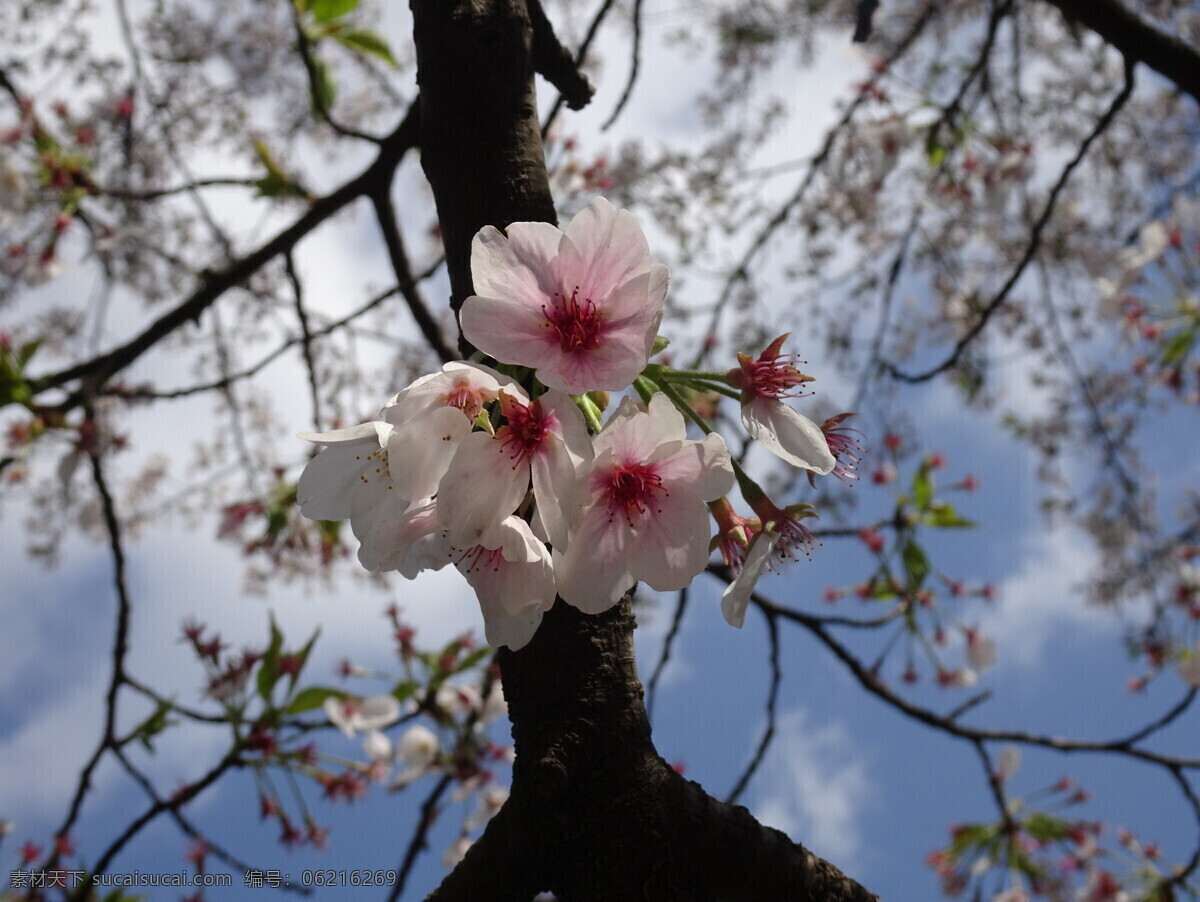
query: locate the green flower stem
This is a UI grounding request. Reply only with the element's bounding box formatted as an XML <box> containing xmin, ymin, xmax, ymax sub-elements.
<box><xmin>575</xmin><ymin>393</ymin><xmax>604</xmax><ymax>434</ymax></box>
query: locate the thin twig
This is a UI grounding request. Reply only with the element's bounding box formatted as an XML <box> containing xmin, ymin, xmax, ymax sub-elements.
<box><xmin>389</xmin><ymin>772</ymin><xmax>454</xmax><ymax>902</ymax></box>
<box><xmin>646</xmin><ymin>587</ymin><xmax>689</xmax><ymax>719</ymax></box>
<box><xmin>885</xmin><ymin>60</ymin><xmax>1136</xmax><ymax>383</ymax></box>
<box><xmin>726</xmin><ymin>609</ymin><xmax>781</xmax><ymax>805</ymax></box>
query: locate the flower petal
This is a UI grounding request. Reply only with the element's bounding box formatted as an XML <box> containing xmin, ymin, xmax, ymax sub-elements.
<box><xmin>626</xmin><ymin>486</ymin><xmax>713</xmax><ymax>591</ymax></box>
<box><xmin>721</xmin><ymin>531</ymin><xmax>779</xmax><ymax>628</ymax></box>
<box><xmin>655</xmin><ymin>432</ymin><xmax>734</xmax><ymax>501</ymax></box>
<box><xmin>437</xmin><ymin>432</ymin><xmax>530</xmax><ymax>548</ymax></box>
<box><xmin>563</xmin><ymin>198</ymin><xmax>651</xmax><ymax>302</ymax></box>
<box><xmin>470</xmin><ymin>222</ymin><xmax>564</xmax><ymax>306</ymax></box>
<box><xmin>554</xmin><ymin>504</ymin><xmax>634</xmax><ymax>614</ymax></box>
<box><xmin>742</xmin><ymin>397</ymin><xmax>836</xmax><ymax>473</ymax></box>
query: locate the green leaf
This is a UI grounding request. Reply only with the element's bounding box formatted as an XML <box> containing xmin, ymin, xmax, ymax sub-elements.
<box><xmin>257</xmin><ymin>616</ymin><xmax>284</xmax><ymax>702</ymax></box>
<box><xmin>947</xmin><ymin>823</ymin><xmax>992</xmax><ymax>857</ymax></box>
<box><xmin>1024</xmin><ymin>812</ymin><xmax>1070</xmax><ymax>842</ymax></box>
<box><xmin>310</xmin><ymin>0</ymin><xmax>359</xmax><ymax>22</ymax></box>
<box><xmin>131</xmin><ymin>699</ymin><xmax>175</xmax><ymax>753</ymax></box>
<box><xmin>293</xmin><ymin>0</ymin><xmax>313</xmax><ymax>11</ymax></box>
<box><xmin>901</xmin><ymin>539</ymin><xmax>929</xmax><ymax>590</ymax></box>
<box><xmin>16</xmin><ymin>339</ymin><xmax>42</xmax><ymax>369</ymax></box>
<box><xmin>453</xmin><ymin>647</ymin><xmax>491</xmax><ymax>675</ymax></box>
<box><xmin>1161</xmin><ymin>328</ymin><xmax>1195</xmax><ymax>366</ymax></box>
<box><xmin>288</xmin><ymin>627</ymin><xmax>321</xmax><ymax>689</ymax></box>
<box><xmin>335</xmin><ymin>29</ymin><xmax>399</xmax><ymax>67</ymax></box>
<box><xmin>922</xmin><ymin>502</ymin><xmax>977</xmax><ymax>529</ymax></box>
<box><xmin>392</xmin><ymin>679</ymin><xmax>419</xmax><ymax>703</ymax></box>
<box><xmin>309</xmin><ymin>56</ymin><xmax>337</xmax><ymax>118</ymax></box>
<box><xmin>911</xmin><ymin>464</ymin><xmax>933</xmax><ymax>510</ymax></box>
<box><xmin>286</xmin><ymin>686</ymin><xmax>346</xmax><ymax>714</ymax></box>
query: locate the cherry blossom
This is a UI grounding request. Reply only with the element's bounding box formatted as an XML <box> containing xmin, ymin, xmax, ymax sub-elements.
<box><xmin>1178</xmin><ymin>641</ymin><xmax>1200</xmax><ymax>687</ymax></box>
<box><xmin>436</xmin><ymin>387</ymin><xmax>590</xmax><ymax>551</ymax></box>
<box><xmin>323</xmin><ymin>694</ymin><xmax>401</xmax><ymax>738</ymax></box>
<box><xmin>460</xmin><ymin>197</ymin><xmax>668</xmax><ymax>394</ymax></box>
<box><xmin>438</xmin><ymin>516</ymin><xmax>558</xmax><ymax>651</ymax></box>
<box><xmin>555</xmin><ymin>394</ymin><xmax>733</xmax><ymax>613</ymax></box>
<box><xmin>729</xmin><ymin>334</ymin><xmax>835</xmax><ymax>474</ymax></box>
<box><xmin>381</xmin><ymin>362</ymin><xmax>513</xmax><ymax>501</ymax></box>
<box><xmin>362</xmin><ymin>730</ymin><xmax>394</xmax><ymax>765</ymax></box>
<box><xmin>296</xmin><ymin>420</ymin><xmax>404</xmax><ymax>546</ymax></box>
<box><xmin>392</xmin><ymin>724</ymin><xmax>440</xmax><ymax>789</ymax></box>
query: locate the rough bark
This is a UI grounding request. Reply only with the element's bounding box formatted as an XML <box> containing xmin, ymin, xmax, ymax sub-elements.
<box><xmin>410</xmin><ymin>4</ymin><xmax>881</xmax><ymax>898</ymax></box>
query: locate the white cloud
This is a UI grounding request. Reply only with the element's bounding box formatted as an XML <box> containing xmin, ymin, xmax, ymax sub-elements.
<box><xmin>979</xmin><ymin>524</ymin><xmax>1114</xmax><ymax>669</ymax></box>
<box><xmin>751</xmin><ymin>708</ymin><xmax>872</xmax><ymax>869</ymax></box>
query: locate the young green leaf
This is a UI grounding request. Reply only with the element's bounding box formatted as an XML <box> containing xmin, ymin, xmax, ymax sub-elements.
<box><xmin>335</xmin><ymin>30</ymin><xmax>399</xmax><ymax>68</ymax></box>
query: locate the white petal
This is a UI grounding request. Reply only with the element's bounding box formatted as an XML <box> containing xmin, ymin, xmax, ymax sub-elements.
<box><xmin>354</xmin><ymin>695</ymin><xmax>401</xmax><ymax>732</ymax></box>
<box><xmin>720</xmin><ymin>532</ymin><xmax>779</xmax><ymax>628</ymax></box>
<box><xmin>362</xmin><ymin>730</ymin><xmax>394</xmax><ymax>763</ymax></box>
<box><xmin>397</xmin><ymin>724</ymin><xmax>439</xmax><ymax>767</ymax></box>
<box><xmin>324</xmin><ymin>697</ymin><xmax>357</xmax><ymax>738</ymax></box>
<box><xmin>296</xmin><ymin>422</ymin><xmax>390</xmax><ymax>521</ymax></box>
<box><xmin>437</xmin><ymin>432</ymin><xmax>531</xmax><ymax>548</ymax></box>
<box><xmin>742</xmin><ymin>398</ymin><xmax>836</xmax><ymax>473</ymax></box>
<box><xmin>387</xmin><ymin>406</ymin><xmax>472</xmax><ymax>500</ymax></box>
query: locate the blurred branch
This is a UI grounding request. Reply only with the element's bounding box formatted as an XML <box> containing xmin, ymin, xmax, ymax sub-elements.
<box><xmin>541</xmin><ymin>0</ymin><xmax>619</xmax><ymax>138</ymax></box>
<box><xmin>691</xmin><ymin>1</ymin><xmax>938</xmax><ymax>369</ymax></box>
<box><xmin>1040</xmin><ymin>0</ymin><xmax>1200</xmax><ymax>106</ymax></box>
<box><xmin>600</xmin><ymin>0</ymin><xmax>643</xmax><ymax>130</ymax></box>
<box><xmin>28</xmin><ymin>102</ymin><xmax>421</xmax><ymax>400</ymax></box>
<box><xmin>388</xmin><ymin>772</ymin><xmax>454</xmax><ymax>902</ymax></box>
<box><xmin>885</xmin><ymin>60</ymin><xmax>1136</xmax><ymax>384</ymax></box>
<box><xmin>646</xmin><ymin>587</ymin><xmax>689</xmax><ymax>719</ymax></box>
<box><xmin>290</xmin><ymin>6</ymin><xmax>383</xmax><ymax>143</ymax></box>
<box><xmin>370</xmin><ymin>186</ymin><xmax>457</xmax><ymax>364</ymax></box>
<box><xmin>725</xmin><ymin>608</ymin><xmax>780</xmax><ymax>805</ymax></box>
<box><xmin>285</xmin><ymin>253</ymin><xmax>323</xmax><ymax>430</ymax></box>
<box><xmin>529</xmin><ymin>0</ymin><xmax>595</xmax><ymax>112</ymax></box>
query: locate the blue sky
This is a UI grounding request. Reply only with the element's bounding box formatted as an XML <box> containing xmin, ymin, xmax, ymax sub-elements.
<box><xmin>2</xmin><ymin>1</ymin><xmax>1198</xmax><ymax>900</ymax></box>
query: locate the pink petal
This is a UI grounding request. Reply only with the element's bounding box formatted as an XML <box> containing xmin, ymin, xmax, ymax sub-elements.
<box><xmin>554</xmin><ymin>505</ymin><xmax>634</xmax><ymax>614</ymax></box>
<box><xmin>626</xmin><ymin>486</ymin><xmax>712</xmax><ymax>591</ymax></box>
<box><xmin>563</xmin><ymin>198</ymin><xmax>651</xmax><ymax>302</ymax></box>
<box><xmin>460</xmin><ymin>293</ymin><xmax>559</xmax><ymax>370</ymax></box>
<box><xmin>654</xmin><ymin>433</ymin><xmax>734</xmax><ymax>501</ymax></box>
<box><xmin>470</xmin><ymin>222</ymin><xmax>563</xmax><ymax>305</ymax></box>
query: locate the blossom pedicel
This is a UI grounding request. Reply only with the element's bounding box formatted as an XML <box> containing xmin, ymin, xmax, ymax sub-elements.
<box><xmin>297</xmin><ymin>198</ymin><xmax>847</xmax><ymax>648</ymax></box>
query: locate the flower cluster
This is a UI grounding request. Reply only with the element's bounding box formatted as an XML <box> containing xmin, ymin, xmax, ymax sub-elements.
<box><xmin>298</xmin><ymin>198</ymin><xmax>849</xmax><ymax>647</ymax></box>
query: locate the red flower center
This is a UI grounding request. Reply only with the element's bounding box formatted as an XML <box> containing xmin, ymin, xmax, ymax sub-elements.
<box><xmin>496</xmin><ymin>396</ymin><xmax>550</xmax><ymax>468</ymax></box>
<box><xmin>604</xmin><ymin>463</ymin><xmax>667</xmax><ymax>525</ymax></box>
<box><xmin>543</xmin><ymin>286</ymin><xmax>601</xmax><ymax>352</ymax></box>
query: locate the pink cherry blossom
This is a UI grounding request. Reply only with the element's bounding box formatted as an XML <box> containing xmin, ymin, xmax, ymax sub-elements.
<box><xmin>436</xmin><ymin>386</ymin><xmax>591</xmax><ymax>551</ymax></box>
<box><xmin>555</xmin><ymin>394</ymin><xmax>734</xmax><ymax>614</ymax></box>
<box><xmin>730</xmin><ymin>334</ymin><xmax>836</xmax><ymax>474</ymax></box>
<box><xmin>460</xmin><ymin>197</ymin><xmax>668</xmax><ymax>394</ymax></box>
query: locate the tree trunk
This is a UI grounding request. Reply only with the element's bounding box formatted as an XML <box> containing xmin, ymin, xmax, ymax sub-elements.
<box><xmin>410</xmin><ymin>2</ymin><xmax>879</xmax><ymax>899</ymax></box>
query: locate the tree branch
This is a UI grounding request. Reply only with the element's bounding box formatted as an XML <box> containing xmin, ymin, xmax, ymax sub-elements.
<box><xmin>28</xmin><ymin>102</ymin><xmax>421</xmax><ymax>400</ymax></box>
<box><xmin>1039</xmin><ymin>0</ymin><xmax>1200</xmax><ymax>106</ymax></box>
